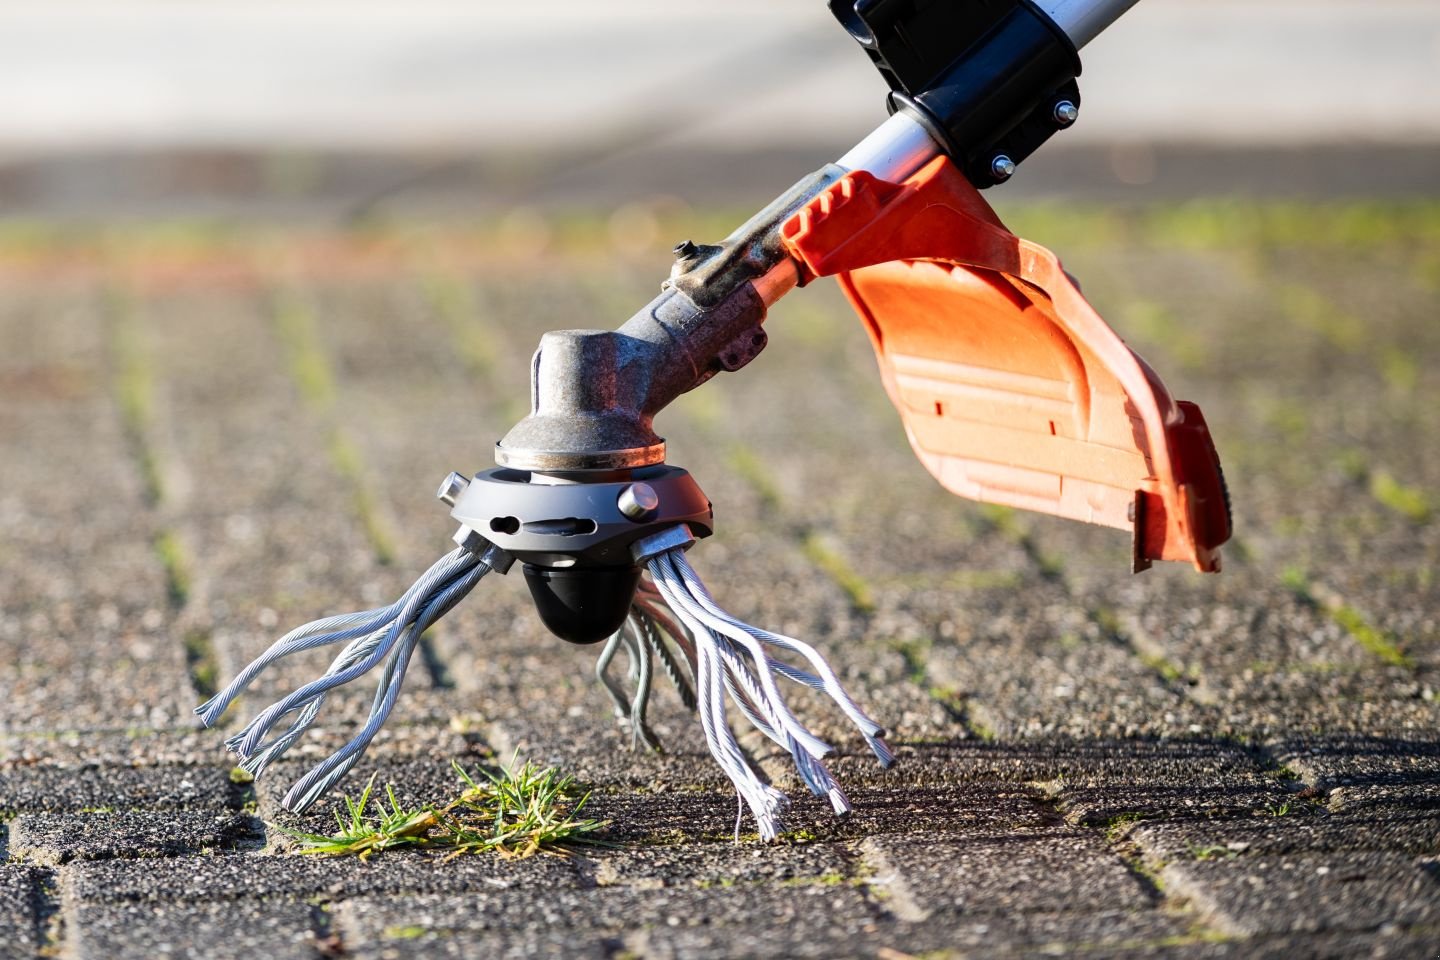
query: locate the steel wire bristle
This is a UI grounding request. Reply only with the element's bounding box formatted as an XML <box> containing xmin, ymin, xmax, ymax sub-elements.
<box><xmin>194</xmin><ymin>546</ymin><xmax>496</xmax><ymax>814</ymax></box>
<box><xmin>638</xmin><ymin>547</ymin><xmax>891</xmax><ymax>840</ymax></box>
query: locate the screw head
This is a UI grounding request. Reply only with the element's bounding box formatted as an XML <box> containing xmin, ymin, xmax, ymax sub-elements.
<box><xmin>437</xmin><ymin>471</ymin><xmax>470</xmax><ymax>506</ymax></box>
<box><xmin>990</xmin><ymin>155</ymin><xmax>1017</xmax><ymax>182</ymax></box>
<box><xmin>672</xmin><ymin>239</ymin><xmax>698</xmax><ymax>259</ymax></box>
<box><xmin>1053</xmin><ymin>100</ymin><xmax>1079</xmax><ymax>126</ymax></box>
<box><xmin>617</xmin><ymin>482</ymin><xmax>660</xmax><ymax>521</ymax></box>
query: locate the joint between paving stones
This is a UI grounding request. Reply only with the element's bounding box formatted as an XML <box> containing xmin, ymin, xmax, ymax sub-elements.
<box><xmin>267</xmin><ymin>284</ymin><xmax>401</xmax><ymax>567</ymax></box>
<box><xmin>34</xmin><ymin>868</ymin><xmax>64</xmax><ymax>959</ymax></box>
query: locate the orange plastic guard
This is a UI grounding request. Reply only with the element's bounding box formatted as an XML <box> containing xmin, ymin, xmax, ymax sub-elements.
<box><xmin>780</xmin><ymin>157</ymin><xmax>1230</xmax><ymax>573</ymax></box>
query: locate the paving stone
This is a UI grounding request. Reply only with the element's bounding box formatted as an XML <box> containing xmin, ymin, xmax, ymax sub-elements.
<box><xmin>765</xmin><ymin>781</ymin><xmax>1057</xmax><ymax>845</ymax></box>
<box><xmin>579</xmin><ymin>840</ymin><xmax>858</xmax><ymax>889</ymax></box>
<box><xmin>1272</xmin><ymin>734</ymin><xmax>1440</xmax><ymax>791</ymax></box>
<box><xmin>0</xmin><ymin>764</ymin><xmax>236</xmax><ymax>814</ymax></box>
<box><xmin>1265</xmin><ymin>733</ymin><xmax>1440</xmax><ymax>816</ymax></box>
<box><xmin>334</xmin><ymin>884</ymin><xmax>882</xmax><ymax>960</ymax></box>
<box><xmin>1163</xmin><ymin>852</ymin><xmax>1440</xmax><ymax>937</ymax></box>
<box><xmin>64</xmin><ymin>849</ymin><xmax>583</xmax><ymax>903</ymax></box>
<box><xmin>869</xmin><ymin>909</ymin><xmax>1192</xmax><ymax>959</ymax></box>
<box><xmin>1092</xmin><ymin>928</ymin><xmax>1440</xmax><ymax>959</ymax></box>
<box><xmin>1133</xmin><ymin>813</ymin><xmax>1440</xmax><ymax>863</ymax></box>
<box><xmin>0</xmin><ymin>728</ymin><xmax>229</xmax><ymax>769</ymax></box>
<box><xmin>0</xmin><ymin>866</ymin><xmax>41</xmax><ymax>960</ymax></box>
<box><xmin>1027</xmin><ymin>739</ymin><xmax>1299</xmax><ymax>827</ymax></box>
<box><xmin>863</xmin><ymin>831</ymin><xmax>1155</xmax><ymax>919</ymax></box>
<box><xmin>67</xmin><ymin>898</ymin><xmax>318</xmax><ymax>960</ymax></box>
<box><xmin>8</xmin><ymin>812</ymin><xmax>261</xmax><ymax>865</ymax></box>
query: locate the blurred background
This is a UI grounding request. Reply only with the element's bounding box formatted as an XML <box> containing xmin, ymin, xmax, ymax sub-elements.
<box><xmin>1</xmin><ymin>0</ymin><xmax>1438</xmax><ymax>220</ymax></box>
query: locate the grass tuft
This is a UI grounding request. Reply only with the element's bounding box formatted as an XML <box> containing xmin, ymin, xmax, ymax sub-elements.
<box><xmin>281</xmin><ymin>755</ymin><xmax>607</xmax><ymax>861</ymax></box>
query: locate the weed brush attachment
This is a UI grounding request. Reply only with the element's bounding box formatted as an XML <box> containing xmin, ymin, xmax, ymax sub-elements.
<box><xmin>199</xmin><ymin>462</ymin><xmax>890</xmax><ymax>834</ymax></box>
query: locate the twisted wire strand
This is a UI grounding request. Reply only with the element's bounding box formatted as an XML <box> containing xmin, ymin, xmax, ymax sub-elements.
<box><xmin>669</xmin><ymin>550</ymin><xmax>894</xmax><ymax>767</ymax></box>
<box><xmin>196</xmin><ymin>548</ymin><xmax>474</xmax><ymax>731</ymax></box>
<box><xmin>595</xmin><ymin>632</ymin><xmax>632</xmax><ymax>718</ymax></box>
<box><xmin>704</xmin><ymin>637</ymin><xmax>848</xmax><ymax>812</ymax></box>
<box><xmin>593</xmin><ymin>592</ymin><xmax>700</xmax><ymax>749</ymax></box>
<box><xmin>650</xmin><ymin>561</ymin><xmax>787</xmax><ymax>839</ymax></box>
<box><xmin>665</xmin><ymin>574</ymin><xmax>841</xmax><ymax>809</ymax></box>
<box><xmin>646</xmin><ymin>547</ymin><xmax>888</xmax><ymax>836</ymax></box>
<box><xmin>232</xmin><ymin>552</ymin><xmax>480</xmax><ymax>758</ymax></box>
<box><xmin>196</xmin><ymin>608</ymin><xmax>399</xmax><ymax>728</ymax></box>
<box><xmin>281</xmin><ymin>561</ymin><xmax>489</xmax><ymax>812</ymax></box>
<box><xmin>198</xmin><ymin>546</ymin><xmax>491</xmax><ymax>814</ymax></box>
<box><xmin>655</xmin><ymin>552</ymin><xmax>834</xmax><ymax>762</ymax></box>
<box><xmin>636</xmin><ymin>606</ymin><xmax>696</xmax><ymax>710</ymax></box>
<box><xmin>232</xmin><ymin>623</ymin><xmax>393</xmax><ymax>777</ymax></box>
<box><xmin>621</xmin><ymin>619</ymin><xmax>658</xmax><ymax>750</ymax></box>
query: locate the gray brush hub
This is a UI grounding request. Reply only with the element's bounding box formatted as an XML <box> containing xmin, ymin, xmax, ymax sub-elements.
<box><xmin>447</xmin><ymin>465</ymin><xmax>713</xmax><ymax>644</ymax></box>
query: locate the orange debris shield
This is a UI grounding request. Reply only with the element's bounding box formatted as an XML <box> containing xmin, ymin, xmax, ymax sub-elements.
<box><xmin>781</xmin><ymin>157</ymin><xmax>1230</xmax><ymax>573</ymax></box>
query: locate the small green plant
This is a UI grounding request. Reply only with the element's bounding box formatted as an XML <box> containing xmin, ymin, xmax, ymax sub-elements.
<box><xmin>1104</xmin><ymin>812</ymin><xmax>1145</xmax><ymax>843</ymax></box>
<box><xmin>281</xmin><ymin>756</ymin><xmax>607</xmax><ymax>861</ymax></box>
<box><xmin>1265</xmin><ymin>800</ymin><xmax>1293</xmax><ymax>818</ymax></box>
<box><xmin>1190</xmin><ymin>844</ymin><xmax>1236</xmax><ymax>861</ymax></box>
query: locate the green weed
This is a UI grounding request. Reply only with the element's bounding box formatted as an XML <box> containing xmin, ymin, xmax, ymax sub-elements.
<box><xmin>281</xmin><ymin>756</ymin><xmax>607</xmax><ymax>861</ymax></box>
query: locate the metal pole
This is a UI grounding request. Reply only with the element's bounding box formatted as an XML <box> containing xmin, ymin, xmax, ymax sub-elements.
<box><xmin>1034</xmin><ymin>0</ymin><xmax>1143</xmax><ymax>50</ymax></box>
<box><xmin>836</xmin><ymin>112</ymin><xmax>939</xmax><ymax>183</ymax></box>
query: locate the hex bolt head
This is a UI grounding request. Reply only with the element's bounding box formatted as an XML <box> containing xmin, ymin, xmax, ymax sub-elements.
<box><xmin>990</xmin><ymin>155</ymin><xmax>1017</xmax><ymax>182</ymax></box>
<box><xmin>617</xmin><ymin>482</ymin><xmax>660</xmax><ymax>522</ymax></box>
<box><xmin>437</xmin><ymin>471</ymin><xmax>471</xmax><ymax>506</ymax></box>
<box><xmin>1053</xmin><ymin>100</ymin><xmax>1079</xmax><ymax>126</ymax></box>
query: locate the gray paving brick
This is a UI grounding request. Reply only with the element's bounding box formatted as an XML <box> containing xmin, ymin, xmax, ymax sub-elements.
<box><xmin>579</xmin><ymin>840</ymin><xmax>857</xmax><ymax>889</ymax></box>
<box><xmin>1163</xmin><ymin>852</ymin><xmax>1440</xmax><ymax>937</ymax></box>
<box><xmin>1029</xmin><ymin>740</ymin><xmax>1299</xmax><ymax>828</ymax></box>
<box><xmin>135</xmin><ymin>288</ymin><xmax>465</xmax><ymax>726</ymax></box>
<box><xmin>1266</xmin><ymin>734</ymin><xmax>1440</xmax><ymax>816</ymax></box>
<box><xmin>0</xmin><ymin>764</ymin><xmax>236</xmax><ymax>814</ymax></box>
<box><xmin>0</xmin><ymin>866</ymin><xmax>41</xmax><ymax>960</ymax></box>
<box><xmin>1083</xmin><ymin>928</ymin><xmax>1440</xmax><ymax>960</ymax></box>
<box><xmin>334</xmin><ymin>885</ymin><xmax>882</xmax><ymax>960</ymax></box>
<box><xmin>832</xmin><ymin>909</ymin><xmax>1190</xmax><ymax>959</ymax></box>
<box><xmin>0</xmin><ymin>728</ymin><xmax>227</xmax><ymax>769</ymax></box>
<box><xmin>8</xmin><ymin>812</ymin><xmax>260</xmax><ymax>865</ymax></box>
<box><xmin>1133</xmin><ymin>813</ymin><xmax>1440</xmax><ymax>863</ymax></box>
<box><xmin>65</xmin><ymin>849</ymin><xmax>583</xmax><ymax>903</ymax></box>
<box><xmin>862</xmin><ymin>831</ymin><xmax>1155</xmax><ymax>920</ymax></box>
<box><xmin>1273</xmin><ymin>734</ymin><xmax>1440</xmax><ymax>791</ymax></box>
<box><xmin>68</xmin><ymin>898</ymin><xmax>318</xmax><ymax>960</ymax></box>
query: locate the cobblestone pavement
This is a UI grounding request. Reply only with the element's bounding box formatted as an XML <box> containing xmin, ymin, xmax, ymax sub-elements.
<box><xmin>1</xmin><ymin>200</ymin><xmax>1439</xmax><ymax>957</ymax></box>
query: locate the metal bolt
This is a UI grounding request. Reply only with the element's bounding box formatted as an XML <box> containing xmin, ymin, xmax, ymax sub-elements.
<box><xmin>672</xmin><ymin>239</ymin><xmax>698</xmax><ymax>259</ymax></box>
<box><xmin>617</xmin><ymin>482</ymin><xmax>660</xmax><ymax>522</ymax></box>
<box><xmin>437</xmin><ymin>471</ymin><xmax>470</xmax><ymax>506</ymax></box>
<box><xmin>990</xmin><ymin>155</ymin><xmax>1016</xmax><ymax>182</ymax></box>
<box><xmin>1053</xmin><ymin>100</ymin><xmax>1079</xmax><ymax>126</ymax></box>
